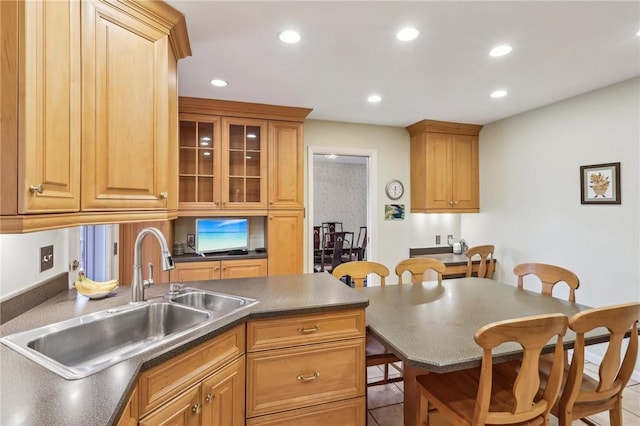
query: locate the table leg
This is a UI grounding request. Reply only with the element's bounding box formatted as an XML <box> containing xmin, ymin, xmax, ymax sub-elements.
<box><xmin>403</xmin><ymin>364</ymin><xmax>427</xmax><ymax>426</ymax></box>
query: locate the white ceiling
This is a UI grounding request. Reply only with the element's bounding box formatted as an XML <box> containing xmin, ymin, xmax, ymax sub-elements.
<box><xmin>168</xmin><ymin>1</ymin><xmax>640</xmax><ymax>128</ymax></box>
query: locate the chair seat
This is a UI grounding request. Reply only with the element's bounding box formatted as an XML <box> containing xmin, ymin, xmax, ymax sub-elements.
<box><xmin>366</xmin><ymin>333</ymin><xmax>390</xmax><ymax>357</ymax></box>
<box><xmin>418</xmin><ymin>366</ymin><xmax>547</xmax><ymax>426</ymax></box>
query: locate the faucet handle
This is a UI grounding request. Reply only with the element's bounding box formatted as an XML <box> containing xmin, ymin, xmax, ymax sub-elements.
<box><xmin>143</xmin><ymin>263</ymin><xmax>154</xmax><ymax>288</ymax></box>
<box><xmin>168</xmin><ymin>283</ymin><xmax>185</xmax><ymax>297</ymax></box>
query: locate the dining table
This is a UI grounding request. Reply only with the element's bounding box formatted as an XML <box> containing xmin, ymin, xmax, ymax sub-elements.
<box><xmin>353</xmin><ymin>277</ymin><xmax>610</xmax><ymax>426</ymax></box>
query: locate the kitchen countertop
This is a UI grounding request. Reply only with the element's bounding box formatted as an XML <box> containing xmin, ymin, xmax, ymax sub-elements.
<box><xmin>0</xmin><ymin>273</ymin><xmax>368</xmax><ymax>426</ymax></box>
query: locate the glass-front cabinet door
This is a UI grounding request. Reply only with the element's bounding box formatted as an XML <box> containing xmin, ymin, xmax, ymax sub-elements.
<box><xmin>178</xmin><ymin>114</ymin><xmax>221</xmax><ymax>209</ymax></box>
<box><xmin>222</xmin><ymin>118</ymin><xmax>268</xmax><ymax>209</ymax></box>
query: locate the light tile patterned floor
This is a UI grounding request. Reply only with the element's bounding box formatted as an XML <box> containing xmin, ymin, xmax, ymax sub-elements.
<box><xmin>366</xmin><ymin>362</ymin><xmax>640</xmax><ymax>426</ymax></box>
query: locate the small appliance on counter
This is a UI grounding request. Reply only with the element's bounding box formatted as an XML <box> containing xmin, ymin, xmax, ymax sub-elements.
<box><xmin>453</xmin><ymin>242</ymin><xmax>462</xmax><ymax>254</ymax></box>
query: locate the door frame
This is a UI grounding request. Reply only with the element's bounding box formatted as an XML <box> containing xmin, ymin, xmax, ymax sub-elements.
<box><xmin>307</xmin><ymin>146</ymin><xmax>378</xmax><ymax>273</ymax></box>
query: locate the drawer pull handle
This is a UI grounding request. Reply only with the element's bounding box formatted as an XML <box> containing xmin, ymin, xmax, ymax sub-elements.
<box><xmin>297</xmin><ymin>325</ymin><xmax>320</xmax><ymax>334</ymax></box>
<box><xmin>296</xmin><ymin>371</ymin><xmax>320</xmax><ymax>382</ymax></box>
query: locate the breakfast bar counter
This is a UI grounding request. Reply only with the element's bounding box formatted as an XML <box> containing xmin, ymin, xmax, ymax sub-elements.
<box><xmin>0</xmin><ymin>273</ymin><xmax>368</xmax><ymax>426</ymax></box>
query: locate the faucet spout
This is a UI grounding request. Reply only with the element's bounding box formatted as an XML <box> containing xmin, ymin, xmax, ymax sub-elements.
<box><xmin>131</xmin><ymin>227</ymin><xmax>175</xmax><ymax>304</ymax></box>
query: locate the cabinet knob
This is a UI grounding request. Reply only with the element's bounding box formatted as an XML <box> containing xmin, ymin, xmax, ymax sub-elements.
<box><xmin>159</xmin><ymin>192</ymin><xmax>168</xmax><ymax>199</ymax></box>
<box><xmin>30</xmin><ymin>184</ymin><xmax>43</xmax><ymax>194</ymax></box>
<box><xmin>453</xmin><ymin>200</ymin><xmax>459</xmax><ymax>206</ymax></box>
<box><xmin>214</xmin><ymin>200</ymin><xmax>219</xmax><ymax>206</ymax></box>
<box><xmin>205</xmin><ymin>393</ymin><xmax>215</xmax><ymax>403</ymax></box>
<box><xmin>192</xmin><ymin>403</ymin><xmax>202</xmax><ymax>414</ymax></box>
<box><xmin>449</xmin><ymin>201</ymin><xmax>454</xmax><ymax>206</ymax></box>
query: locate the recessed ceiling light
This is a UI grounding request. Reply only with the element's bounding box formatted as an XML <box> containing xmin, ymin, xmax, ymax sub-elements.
<box><xmin>490</xmin><ymin>90</ymin><xmax>508</xmax><ymax>98</ymax></box>
<box><xmin>367</xmin><ymin>94</ymin><xmax>382</xmax><ymax>103</ymax></box>
<box><xmin>396</xmin><ymin>27</ymin><xmax>419</xmax><ymax>41</ymax></box>
<box><xmin>210</xmin><ymin>79</ymin><xmax>228</xmax><ymax>87</ymax></box>
<box><xmin>489</xmin><ymin>45</ymin><xmax>513</xmax><ymax>57</ymax></box>
<box><xmin>279</xmin><ymin>30</ymin><xmax>301</xmax><ymax>44</ymax></box>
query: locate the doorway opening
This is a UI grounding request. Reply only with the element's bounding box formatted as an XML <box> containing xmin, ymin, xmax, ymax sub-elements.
<box><xmin>307</xmin><ymin>146</ymin><xmax>377</xmax><ymax>274</ymax></box>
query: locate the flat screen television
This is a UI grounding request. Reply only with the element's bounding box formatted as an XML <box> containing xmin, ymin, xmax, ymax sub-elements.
<box><xmin>195</xmin><ymin>218</ymin><xmax>249</xmax><ymax>254</ymax></box>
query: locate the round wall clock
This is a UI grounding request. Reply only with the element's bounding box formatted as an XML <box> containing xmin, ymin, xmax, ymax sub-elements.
<box><xmin>385</xmin><ymin>179</ymin><xmax>404</xmax><ymax>200</ymax></box>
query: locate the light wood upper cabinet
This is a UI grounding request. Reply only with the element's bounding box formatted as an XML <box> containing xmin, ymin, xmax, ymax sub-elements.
<box><xmin>1</xmin><ymin>0</ymin><xmax>81</xmax><ymax>215</ymax></box>
<box><xmin>222</xmin><ymin>117</ymin><xmax>268</xmax><ymax>210</ymax></box>
<box><xmin>267</xmin><ymin>210</ymin><xmax>304</xmax><ymax>276</ymax></box>
<box><xmin>1</xmin><ymin>0</ymin><xmax>191</xmax><ymax>233</ymax></box>
<box><xmin>81</xmin><ymin>0</ymin><xmax>170</xmax><ymax>211</ymax></box>
<box><xmin>268</xmin><ymin>121</ymin><xmax>304</xmax><ymax>209</ymax></box>
<box><xmin>177</xmin><ymin>97</ymin><xmax>311</xmax><ymax>215</ymax></box>
<box><xmin>408</xmin><ymin>120</ymin><xmax>482</xmax><ymax>213</ymax></box>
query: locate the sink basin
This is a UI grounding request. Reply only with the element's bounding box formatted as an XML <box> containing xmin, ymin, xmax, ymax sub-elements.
<box><xmin>171</xmin><ymin>289</ymin><xmax>257</xmax><ymax>315</ymax></box>
<box><xmin>1</xmin><ymin>302</ymin><xmax>212</xmax><ymax>380</ymax></box>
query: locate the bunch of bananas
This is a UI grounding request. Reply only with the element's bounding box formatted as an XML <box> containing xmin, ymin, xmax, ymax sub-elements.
<box><xmin>74</xmin><ymin>272</ymin><xmax>119</xmax><ymax>297</ymax></box>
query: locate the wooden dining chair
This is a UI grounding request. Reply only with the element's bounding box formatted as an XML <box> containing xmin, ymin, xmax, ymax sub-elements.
<box><xmin>545</xmin><ymin>302</ymin><xmax>640</xmax><ymax>426</ymax></box>
<box><xmin>332</xmin><ymin>260</ymin><xmax>388</xmax><ymax>288</ymax></box>
<box><xmin>332</xmin><ymin>261</ymin><xmax>402</xmax><ymax>387</ymax></box>
<box><xmin>513</xmin><ymin>262</ymin><xmax>580</xmax><ymax>303</ymax></box>
<box><xmin>416</xmin><ymin>313</ymin><xmax>569</xmax><ymax>426</ymax></box>
<box><xmin>395</xmin><ymin>258</ymin><xmax>446</xmax><ymax>284</ymax></box>
<box><xmin>465</xmin><ymin>244</ymin><xmax>495</xmax><ymax>279</ymax></box>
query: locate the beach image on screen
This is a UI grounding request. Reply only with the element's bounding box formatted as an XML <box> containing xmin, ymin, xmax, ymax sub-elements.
<box><xmin>196</xmin><ymin>218</ymin><xmax>248</xmax><ymax>253</ymax></box>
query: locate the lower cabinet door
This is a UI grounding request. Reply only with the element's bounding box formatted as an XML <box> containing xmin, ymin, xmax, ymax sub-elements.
<box><xmin>201</xmin><ymin>356</ymin><xmax>245</xmax><ymax>426</ymax></box>
<box><xmin>138</xmin><ymin>384</ymin><xmax>200</xmax><ymax>426</ymax></box>
<box><xmin>246</xmin><ymin>397</ymin><xmax>366</xmax><ymax>426</ymax></box>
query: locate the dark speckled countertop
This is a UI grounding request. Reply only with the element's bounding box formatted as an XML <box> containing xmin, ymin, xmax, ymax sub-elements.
<box><xmin>355</xmin><ymin>278</ymin><xmax>608</xmax><ymax>373</ymax></box>
<box><xmin>0</xmin><ymin>273</ymin><xmax>368</xmax><ymax>426</ymax></box>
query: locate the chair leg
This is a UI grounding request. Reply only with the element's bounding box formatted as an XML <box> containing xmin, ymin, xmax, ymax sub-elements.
<box><xmin>609</xmin><ymin>400</ymin><xmax>624</xmax><ymax>426</ymax></box>
<box><xmin>418</xmin><ymin>391</ymin><xmax>429</xmax><ymax>426</ymax></box>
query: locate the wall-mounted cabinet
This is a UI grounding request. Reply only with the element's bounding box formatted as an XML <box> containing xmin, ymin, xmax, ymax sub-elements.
<box><xmin>407</xmin><ymin>120</ymin><xmax>483</xmax><ymax>213</ymax></box>
<box><xmin>0</xmin><ymin>0</ymin><xmax>191</xmax><ymax>233</ymax></box>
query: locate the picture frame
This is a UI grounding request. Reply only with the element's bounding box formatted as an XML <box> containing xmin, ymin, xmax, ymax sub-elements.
<box><xmin>384</xmin><ymin>204</ymin><xmax>405</xmax><ymax>220</ymax></box>
<box><xmin>580</xmin><ymin>162</ymin><xmax>621</xmax><ymax>205</ymax></box>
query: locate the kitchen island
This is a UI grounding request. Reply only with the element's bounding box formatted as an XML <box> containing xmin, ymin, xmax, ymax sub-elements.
<box><xmin>0</xmin><ymin>273</ymin><xmax>368</xmax><ymax>426</ymax></box>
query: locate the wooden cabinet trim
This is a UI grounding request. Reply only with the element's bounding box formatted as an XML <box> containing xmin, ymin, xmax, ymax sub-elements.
<box><xmin>247</xmin><ymin>309</ymin><xmax>366</xmax><ymax>352</ymax></box>
<box><xmin>180</xmin><ymin>97</ymin><xmax>312</xmax><ymax>122</ymax></box>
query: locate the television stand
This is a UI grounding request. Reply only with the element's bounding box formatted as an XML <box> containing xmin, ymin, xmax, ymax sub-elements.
<box><xmin>227</xmin><ymin>249</ymin><xmax>249</xmax><ymax>255</ymax></box>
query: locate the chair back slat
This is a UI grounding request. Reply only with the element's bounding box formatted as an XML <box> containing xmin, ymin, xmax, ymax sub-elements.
<box><xmin>513</xmin><ymin>262</ymin><xmax>580</xmax><ymax>302</ymax></box>
<box><xmin>560</xmin><ymin>302</ymin><xmax>640</xmax><ymax>413</ymax></box>
<box><xmin>465</xmin><ymin>245</ymin><xmax>495</xmax><ymax>279</ymax></box>
<box><xmin>395</xmin><ymin>258</ymin><xmax>446</xmax><ymax>284</ymax></box>
<box><xmin>474</xmin><ymin>313</ymin><xmax>568</xmax><ymax>425</ymax></box>
<box><xmin>332</xmin><ymin>261</ymin><xmax>389</xmax><ymax>288</ymax></box>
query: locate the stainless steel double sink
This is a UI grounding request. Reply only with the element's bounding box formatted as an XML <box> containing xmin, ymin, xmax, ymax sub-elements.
<box><xmin>0</xmin><ymin>288</ymin><xmax>258</xmax><ymax>380</ymax></box>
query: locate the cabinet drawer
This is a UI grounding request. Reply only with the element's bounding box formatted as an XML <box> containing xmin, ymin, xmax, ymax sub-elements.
<box><xmin>246</xmin><ymin>339</ymin><xmax>365</xmax><ymax>417</ymax></box>
<box><xmin>247</xmin><ymin>309</ymin><xmax>365</xmax><ymax>352</ymax></box>
<box><xmin>139</xmin><ymin>325</ymin><xmax>245</xmax><ymax>416</ymax></box>
<box><xmin>246</xmin><ymin>397</ymin><xmax>366</xmax><ymax>426</ymax></box>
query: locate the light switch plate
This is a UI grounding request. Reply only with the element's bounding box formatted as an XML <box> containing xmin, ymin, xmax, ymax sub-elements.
<box><xmin>40</xmin><ymin>245</ymin><xmax>54</xmax><ymax>272</ymax></box>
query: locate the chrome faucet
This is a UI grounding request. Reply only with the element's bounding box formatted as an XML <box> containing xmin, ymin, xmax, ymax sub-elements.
<box><xmin>131</xmin><ymin>227</ymin><xmax>175</xmax><ymax>304</ymax></box>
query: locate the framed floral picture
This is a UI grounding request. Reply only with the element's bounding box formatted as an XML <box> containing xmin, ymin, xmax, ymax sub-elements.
<box><xmin>580</xmin><ymin>162</ymin><xmax>621</xmax><ymax>204</ymax></box>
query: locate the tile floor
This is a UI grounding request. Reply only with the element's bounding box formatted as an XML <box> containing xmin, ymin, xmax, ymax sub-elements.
<box><xmin>366</xmin><ymin>362</ymin><xmax>640</xmax><ymax>426</ymax></box>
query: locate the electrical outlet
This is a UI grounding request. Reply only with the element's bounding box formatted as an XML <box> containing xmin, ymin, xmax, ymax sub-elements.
<box><xmin>435</xmin><ymin>235</ymin><xmax>441</xmax><ymax>245</ymax></box>
<box><xmin>187</xmin><ymin>234</ymin><xmax>195</xmax><ymax>247</ymax></box>
<box><xmin>40</xmin><ymin>245</ymin><xmax>54</xmax><ymax>272</ymax></box>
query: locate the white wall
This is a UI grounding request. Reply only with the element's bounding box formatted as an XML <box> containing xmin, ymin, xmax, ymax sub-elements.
<box><xmin>461</xmin><ymin>77</ymin><xmax>640</xmax><ymax>374</ymax></box>
<box><xmin>304</xmin><ymin>120</ymin><xmax>413</xmax><ymax>275</ymax></box>
<box><xmin>0</xmin><ymin>229</ymin><xmax>69</xmax><ymax>298</ymax></box>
